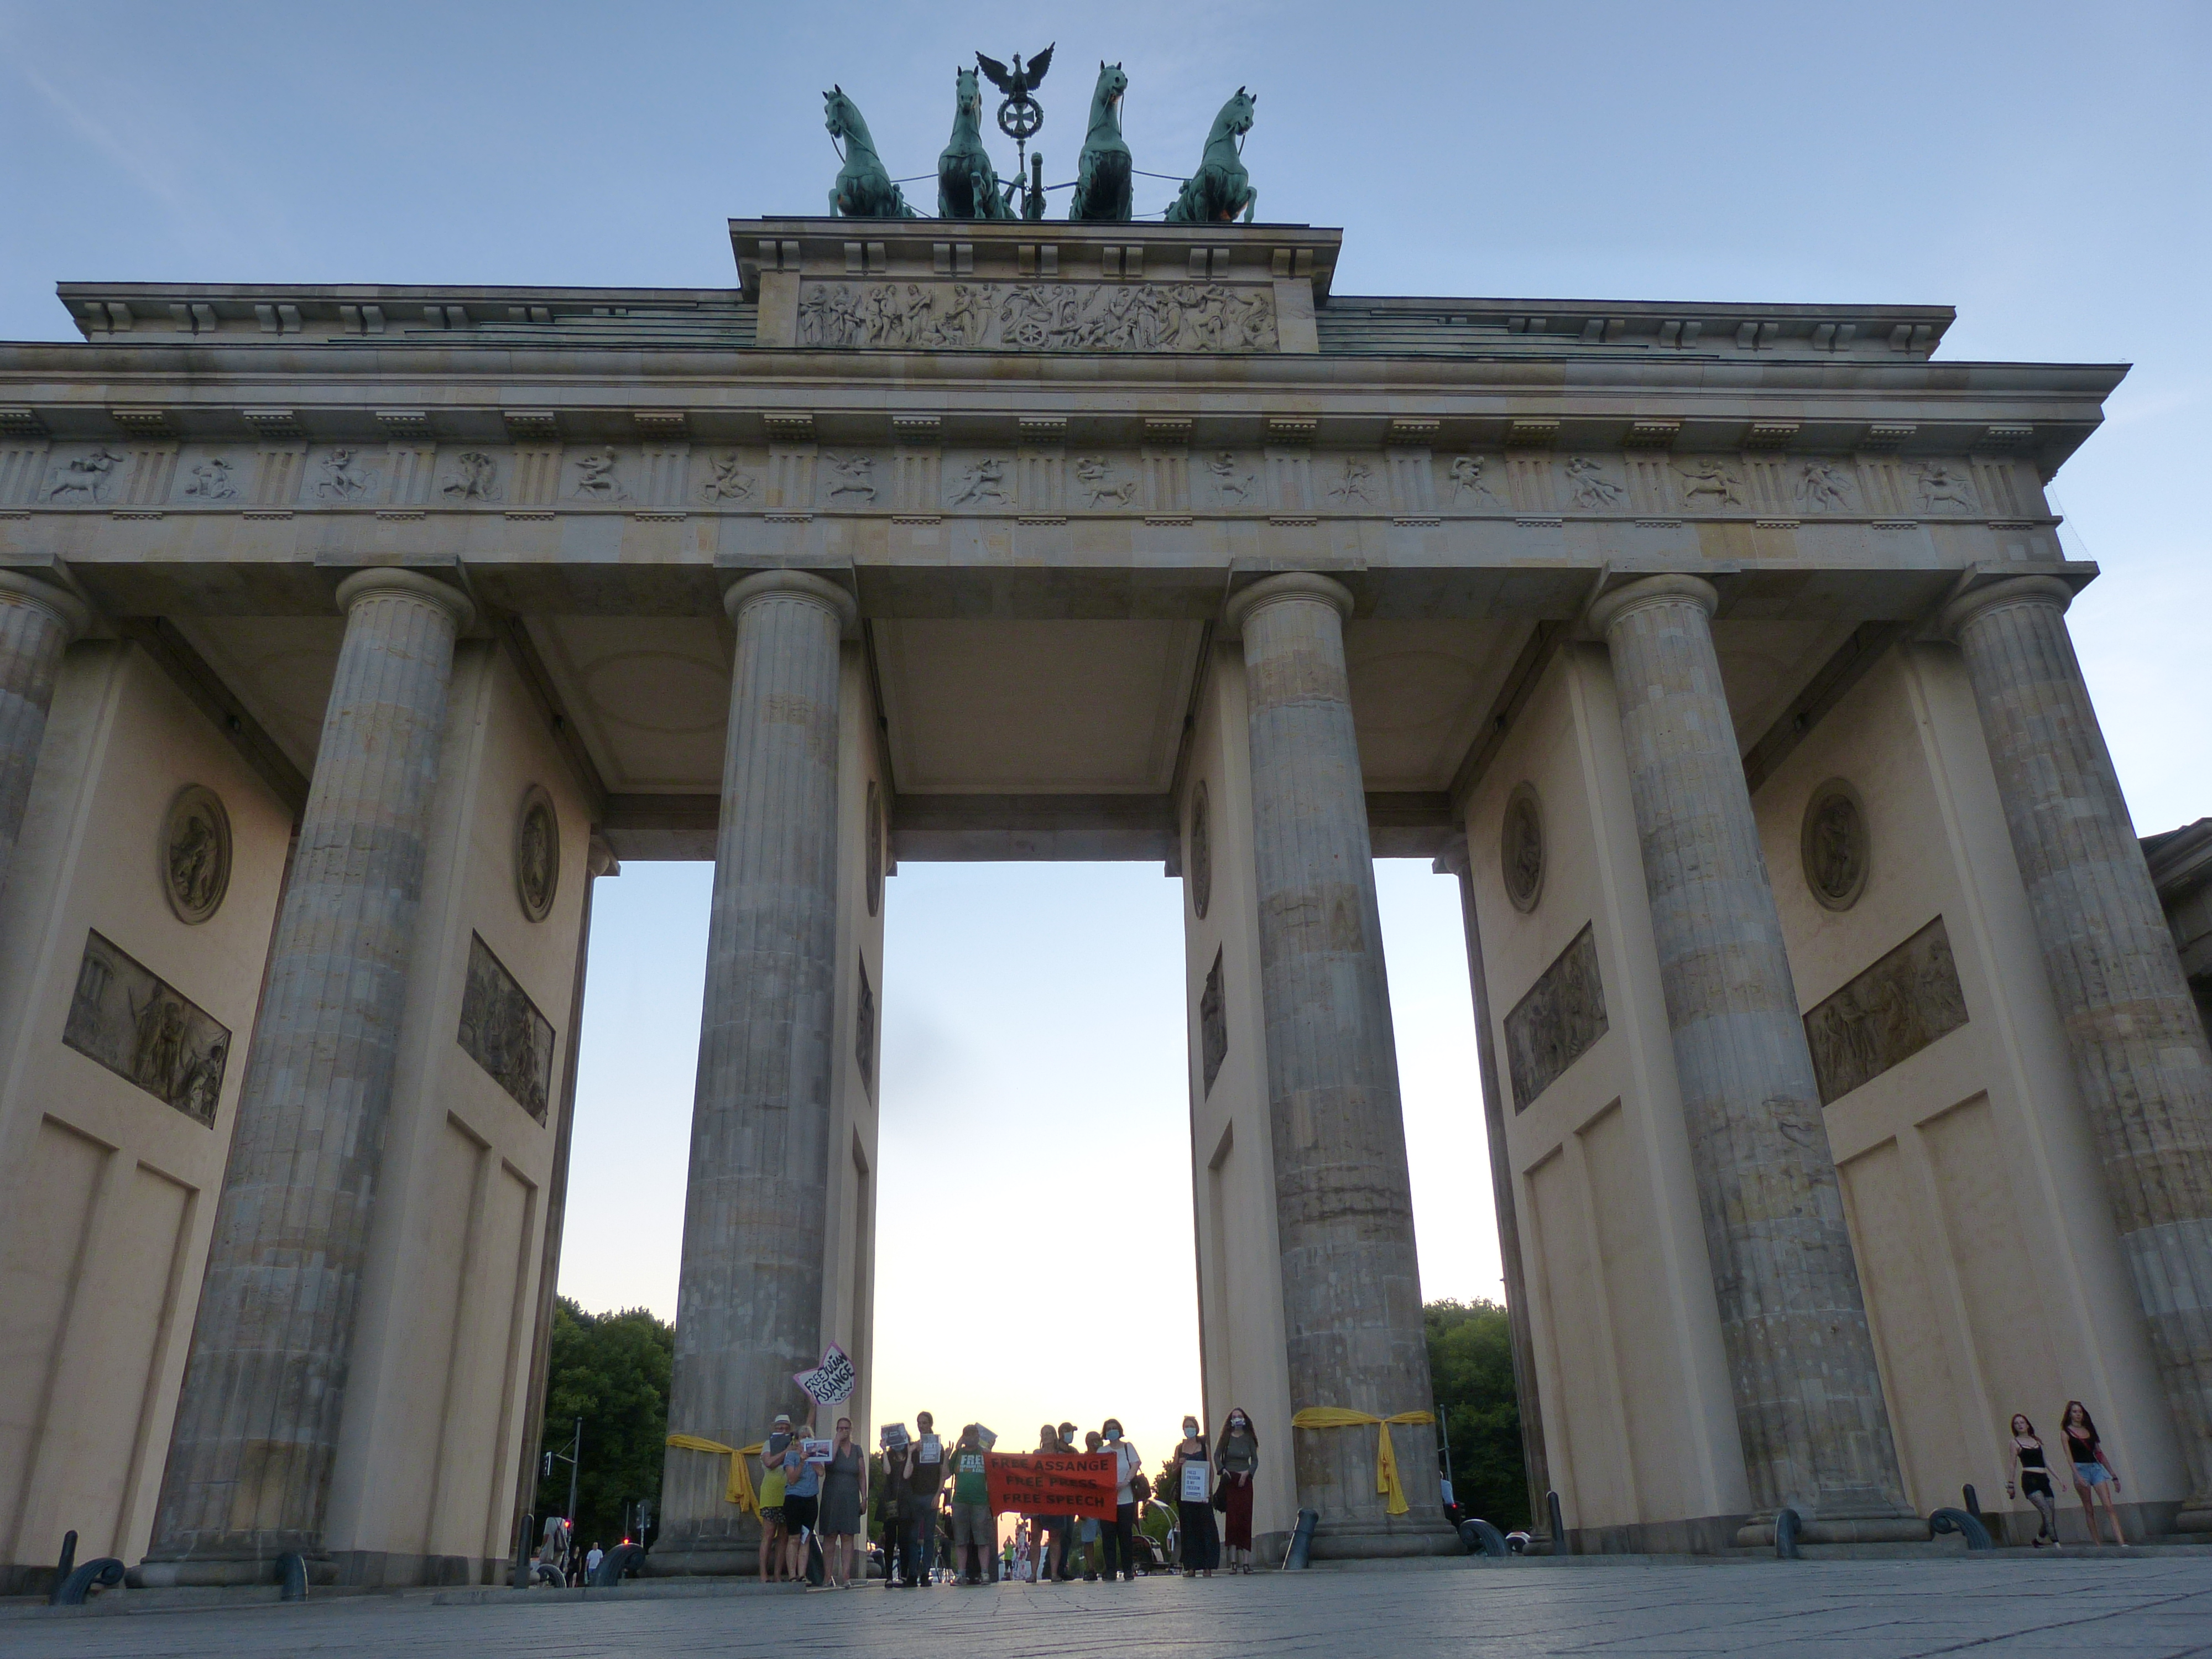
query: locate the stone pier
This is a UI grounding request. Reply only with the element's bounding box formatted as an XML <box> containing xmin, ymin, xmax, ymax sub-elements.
<box><xmin>0</xmin><ymin>570</ymin><xmax>88</xmax><ymax>900</ymax></box>
<box><xmin>1945</xmin><ymin>576</ymin><xmax>2212</xmax><ymax>1528</ymax></box>
<box><xmin>138</xmin><ymin>570</ymin><xmax>473</xmax><ymax>1585</ymax></box>
<box><xmin>655</xmin><ymin>570</ymin><xmax>854</xmax><ymax>1574</ymax></box>
<box><xmin>1590</xmin><ymin>575</ymin><xmax>1915</xmax><ymax>1538</ymax></box>
<box><xmin>1228</xmin><ymin>573</ymin><xmax>1453</xmax><ymax>1556</ymax></box>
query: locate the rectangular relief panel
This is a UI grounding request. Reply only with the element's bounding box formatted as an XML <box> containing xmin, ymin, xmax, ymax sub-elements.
<box><xmin>1201</xmin><ymin>947</ymin><xmax>1227</xmax><ymax>1096</ymax></box>
<box><xmin>62</xmin><ymin>931</ymin><xmax>230</xmax><ymax>1127</ymax></box>
<box><xmin>1505</xmin><ymin>923</ymin><xmax>1609</xmax><ymax>1112</ymax></box>
<box><xmin>456</xmin><ymin>933</ymin><xmax>554</xmax><ymax>1123</ymax></box>
<box><xmin>1804</xmin><ymin>916</ymin><xmax>1968</xmax><ymax>1105</ymax></box>
<box><xmin>855</xmin><ymin>956</ymin><xmax>876</xmax><ymax>1099</ymax></box>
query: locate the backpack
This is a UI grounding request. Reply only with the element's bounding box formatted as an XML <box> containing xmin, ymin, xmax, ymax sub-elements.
<box><xmin>1130</xmin><ymin>1471</ymin><xmax>1152</xmax><ymax>1504</ymax></box>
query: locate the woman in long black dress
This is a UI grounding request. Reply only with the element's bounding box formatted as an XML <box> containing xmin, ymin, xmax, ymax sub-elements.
<box><xmin>1170</xmin><ymin>1415</ymin><xmax>1219</xmax><ymax>1577</ymax></box>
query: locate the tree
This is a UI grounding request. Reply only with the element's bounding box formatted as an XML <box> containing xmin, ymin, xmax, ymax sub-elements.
<box><xmin>1425</xmin><ymin>1298</ymin><xmax>1528</xmax><ymax>1529</ymax></box>
<box><xmin>531</xmin><ymin>1298</ymin><xmax>675</xmax><ymax>1552</ymax></box>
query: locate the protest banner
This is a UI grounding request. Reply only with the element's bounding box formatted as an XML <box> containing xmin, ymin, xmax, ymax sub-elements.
<box><xmin>880</xmin><ymin>1421</ymin><xmax>910</xmax><ymax>1451</ymax></box>
<box><xmin>793</xmin><ymin>1343</ymin><xmax>855</xmax><ymax>1407</ymax></box>
<box><xmin>801</xmin><ymin>1437</ymin><xmax>832</xmax><ymax>1465</ymax></box>
<box><xmin>983</xmin><ymin>1452</ymin><xmax>1119</xmax><ymax>1519</ymax></box>
<box><xmin>1180</xmin><ymin>1458</ymin><xmax>1209</xmax><ymax>1503</ymax></box>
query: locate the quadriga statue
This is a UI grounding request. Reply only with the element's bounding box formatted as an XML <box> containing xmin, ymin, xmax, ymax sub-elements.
<box><xmin>825</xmin><ymin>85</ymin><xmax>917</xmax><ymax>218</ymax></box>
<box><xmin>1165</xmin><ymin>87</ymin><xmax>1259</xmax><ymax>223</ymax></box>
<box><xmin>1069</xmin><ymin>60</ymin><xmax>1132</xmax><ymax>221</ymax></box>
<box><xmin>938</xmin><ymin>66</ymin><xmax>1013</xmax><ymax>218</ymax></box>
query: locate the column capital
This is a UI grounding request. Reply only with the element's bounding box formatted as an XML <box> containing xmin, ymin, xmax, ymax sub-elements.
<box><xmin>1224</xmin><ymin>571</ymin><xmax>1354</xmax><ymax>633</ymax></box>
<box><xmin>333</xmin><ymin>567</ymin><xmax>475</xmax><ymax>632</ymax></box>
<box><xmin>1939</xmin><ymin>574</ymin><xmax>2073</xmax><ymax>641</ymax></box>
<box><xmin>0</xmin><ymin>569</ymin><xmax>91</xmax><ymax>641</ymax></box>
<box><xmin>723</xmin><ymin>568</ymin><xmax>857</xmax><ymax>632</ymax></box>
<box><xmin>1587</xmin><ymin>572</ymin><xmax>1717</xmax><ymax>636</ymax></box>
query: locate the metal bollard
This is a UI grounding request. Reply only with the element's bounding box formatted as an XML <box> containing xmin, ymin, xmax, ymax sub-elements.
<box><xmin>278</xmin><ymin>1552</ymin><xmax>309</xmax><ymax>1601</ymax></box>
<box><xmin>46</xmin><ymin>1531</ymin><xmax>78</xmax><ymax>1606</ymax></box>
<box><xmin>1547</xmin><ymin>1490</ymin><xmax>1567</xmax><ymax>1557</ymax></box>
<box><xmin>1775</xmin><ymin>1507</ymin><xmax>1802</xmax><ymax>1560</ymax></box>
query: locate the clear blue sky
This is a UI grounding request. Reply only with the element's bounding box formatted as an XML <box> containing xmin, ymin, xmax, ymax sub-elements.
<box><xmin>7</xmin><ymin>1</ymin><xmax>2206</xmax><ymax>1457</ymax></box>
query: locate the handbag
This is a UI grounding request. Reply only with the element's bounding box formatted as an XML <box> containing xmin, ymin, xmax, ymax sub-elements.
<box><xmin>1210</xmin><ymin>1473</ymin><xmax>1229</xmax><ymax>1512</ymax></box>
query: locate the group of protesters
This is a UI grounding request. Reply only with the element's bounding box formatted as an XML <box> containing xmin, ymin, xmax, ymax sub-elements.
<box><xmin>751</xmin><ymin>1406</ymin><xmax>1262</xmax><ymax>1588</ymax></box>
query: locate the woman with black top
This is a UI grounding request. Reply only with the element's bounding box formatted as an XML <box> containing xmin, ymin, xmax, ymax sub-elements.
<box><xmin>1170</xmin><ymin>1415</ymin><xmax>1219</xmax><ymax>1577</ymax></box>
<box><xmin>2061</xmin><ymin>1400</ymin><xmax>2125</xmax><ymax>1545</ymax></box>
<box><xmin>2005</xmin><ymin>1414</ymin><xmax>2059</xmax><ymax>1548</ymax></box>
<box><xmin>1214</xmin><ymin>1407</ymin><xmax>1259</xmax><ymax>1572</ymax></box>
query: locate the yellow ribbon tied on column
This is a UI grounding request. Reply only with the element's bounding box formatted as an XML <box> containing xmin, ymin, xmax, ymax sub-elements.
<box><xmin>665</xmin><ymin>1434</ymin><xmax>766</xmax><ymax>1515</ymax></box>
<box><xmin>1290</xmin><ymin>1408</ymin><xmax>1437</xmax><ymax>1516</ymax></box>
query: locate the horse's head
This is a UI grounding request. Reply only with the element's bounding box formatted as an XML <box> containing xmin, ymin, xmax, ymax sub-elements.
<box><xmin>956</xmin><ymin>65</ymin><xmax>980</xmax><ymax>117</ymax></box>
<box><xmin>823</xmin><ymin>85</ymin><xmax>854</xmax><ymax>137</ymax></box>
<box><xmin>1218</xmin><ymin>86</ymin><xmax>1256</xmax><ymax>138</ymax></box>
<box><xmin>1094</xmin><ymin>60</ymin><xmax>1127</xmax><ymax>107</ymax></box>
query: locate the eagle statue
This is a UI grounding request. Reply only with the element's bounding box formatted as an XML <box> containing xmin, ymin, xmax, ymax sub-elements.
<box><xmin>975</xmin><ymin>43</ymin><xmax>1054</xmax><ymax>103</ymax></box>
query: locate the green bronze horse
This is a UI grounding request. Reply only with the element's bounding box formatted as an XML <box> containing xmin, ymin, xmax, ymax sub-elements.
<box><xmin>1068</xmin><ymin>60</ymin><xmax>1132</xmax><ymax>222</ymax></box>
<box><xmin>1165</xmin><ymin>87</ymin><xmax>1259</xmax><ymax>224</ymax></box>
<box><xmin>938</xmin><ymin>66</ymin><xmax>1013</xmax><ymax>219</ymax></box>
<box><xmin>825</xmin><ymin>85</ymin><xmax>916</xmax><ymax>218</ymax></box>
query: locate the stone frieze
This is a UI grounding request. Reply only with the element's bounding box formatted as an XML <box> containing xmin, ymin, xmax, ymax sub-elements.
<box><xmin>797</xmin><ymin>279</ymin><xmax>1279</xmax><ymax>353</ymax></box>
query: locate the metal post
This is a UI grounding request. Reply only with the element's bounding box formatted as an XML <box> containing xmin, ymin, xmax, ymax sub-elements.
<box><xmin>566</xmin><ymin>1417</ymin><xmax>582</xmax><ymax>1530</ymax></box>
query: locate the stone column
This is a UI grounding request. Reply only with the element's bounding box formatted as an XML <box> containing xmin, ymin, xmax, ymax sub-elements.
<box><xmin>1227</xmin><ymin>573</ymin><xmax>1451</xmax><ymax>1555</ymax></box>
<box><xmin>0</xmin><ymin>570</ymin><xmax>90</xmax><ymax>901</ymax></box>
<box><xmin>1589</xmin><ymin>574</ymin><xmax>1914</xmax><ymax>1537</ymax></box>
<box><xmin>656</xmin><ymin>570</ymin><xmax>853</xmax><ymax>1574</ymax></box>
<box><xmin>1944</xmin><ymin>576</ymin><xmax>2212</xmax><ymax>1527</ymax></box>
<box><xmin>140</xmin><ymin>570</ymin><xmax>472</xmax><ymax>1585</ymax></box>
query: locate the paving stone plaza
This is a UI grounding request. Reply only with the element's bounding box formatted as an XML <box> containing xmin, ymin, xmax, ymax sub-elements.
<box><xmin>10</xmin><ymin>1558</ymin><xmax>2212</xmax><ymax>1657</ymax></box>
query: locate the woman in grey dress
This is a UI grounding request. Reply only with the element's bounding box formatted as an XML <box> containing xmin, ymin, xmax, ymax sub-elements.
<box><xmin>819</xmin><ymin>1415</ymin><xmax>869</xmax><ymax>1587</ymax></box>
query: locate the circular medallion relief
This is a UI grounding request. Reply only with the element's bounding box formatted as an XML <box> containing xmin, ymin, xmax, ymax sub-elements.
<box><xmin>515</xmin><ymin>785</ymin><xmax>560</xmax><ymax>923</ymax></box>
<box><xmin>1190</xmin><ymin>783</ymin><xmax>1213</xmax><ymax>921</ymax></box>
<box><xmin>866</xmin><ymin>781</ymin><xmax>883</xmax><ymax>917</ymax></box>
<box><xmin>1801</xmin><ymin>780</ymin><xmax>1869</xmax><ymax>911</ymax></box>
<box><xmin>1501</xmin><ymin>783</ymin><xmax>1545</xmax><ymax>914</ymax></box>
<box><xmin>161</xmin><ymin>785</ymin><xmax>232</xmax><ymax>925</ymax></box>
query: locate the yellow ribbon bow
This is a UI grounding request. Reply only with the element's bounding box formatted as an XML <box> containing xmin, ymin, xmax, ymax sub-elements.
<box><xmin>665</xmin><ymin>1434</ymin><xmax>766</xmax><ymax>1515</ymax></box>
<box><xmin>1290</xmin><ymin>1408</ymin><xmax>1436</xmax><ymax>1516</ymax></box>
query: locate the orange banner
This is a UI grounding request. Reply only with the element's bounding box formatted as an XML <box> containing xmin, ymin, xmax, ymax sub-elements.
<box><xmin>983</xmin><ymin>1452</ymin><xmax>1119</xmax><ymax>1518</ymax></box>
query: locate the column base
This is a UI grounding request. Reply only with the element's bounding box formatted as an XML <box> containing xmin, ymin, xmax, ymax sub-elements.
<box><xmin>129</xmin><ymin>1553</ymin><xmax>338</xmax><ymax>1589</ymax></box>
<box><xmin>2173</xmin><ymin>1503</ymin><xmax>2212</xmax><ymax>1534</ymax></box>
<box><xmin>1735</xmin><ymin>1515</ymin><xmax>1931</xmax><ymax>1549</ymax></box>
<box><xmin>1307</xmin><ymin>1514</ymin><xmax>1463</xmax><ymax>1560</ymax></box>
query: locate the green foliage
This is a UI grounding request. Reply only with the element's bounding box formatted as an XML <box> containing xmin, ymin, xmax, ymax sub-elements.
<box><xmin>532</xmin><ymin>1297</ymin><xmax>674</xmax><ymax>1551</ymax></box>
<box><xmin>1425</xmin><ymin>1297</ymin><xmax>1530</xmax><ymax>1530</ymax></box>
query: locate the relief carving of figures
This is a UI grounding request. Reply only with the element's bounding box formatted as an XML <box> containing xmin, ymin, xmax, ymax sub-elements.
<box><xmin>163</xmin><ymin>785</ymin><xmax>231</xmax><ymax>924</ymax></box>
<box><xmin>1072</xmin><ymin>455</ymin><xmax>1137</xmax><ymax>507</ymax></box>
<box><xmin>441</xmin><ymin>450</ymin><xmax>502</xmax><ymax>500</ymax></box>
<box><xmin>62</xmin><ymin>930</ymin><xmax>231</xmax><ymax>1126</ymax></box>
<box><xmin>1447</xmin><ymin>454</ymin><xmax>1500</xmax><ymax>503</ymax></box>
<box><xmin>949</xmin><ymin>456</ymin><xmax>1010</xmax><ymax>507</ymax></box>
<box><xmin>1206</xmin><ymin>451</ymin><xmax>1256</xmax><ymax>504</ymax></box>
<box><xmin>183</xmin><ymin>457</ymin><xmax>237</xmax><ymax>500</ymax></box>
<box><xmin>1565</xmin><ymin>455</ymin><xmax>1624</xmax><ymax>510</ymax></box>
<box><xmin>1797</xmin><ymin>459</ymin><xmax>1854</xmax><ymax>512</ymax></box>
<box><xmin>315</xmin><ymin>447</ymin><xmax>378</xmax><ymax>500</ymax></box>
<box><xmin>799</xmin><ymin>279</ymin><xmax>1277</xmax><ymax>353</ymax></box>
<box><xmin>457</xmin><ymin>933</ymin><xmax>554</xmax><ymax>1123</ymax></box>
<box><xmin>1504</xmin><ymin>922</ymin><xmax>1609</xmax><ymax>1112</ymax></box>
<box><xmin>46</xmin><ymin>448</ymin><xmax>123</xmax><ymax>503</ymax></box>
<box><xmin>822</xmin><ymin>452</ymin><xmax>877</xmax><ymax>502</ymax></box>
<box><xmin>571</xmin><ymin>445</ymin><xmax>628</xmax><ymax>501</ymax></box>
<box><xmin>1801</xmin><ymin>781</ymin><xmax>1869</xmax><ymax>910</ymax></box>
<box><xmin>1676</xmin><ymin>457</ymin><xmax>1744</xmax><ymax>508</ymax></box>
<box><xmin>1803</xmin><ymin>916</ymin><xmax>1968</xmax><ymax>1104</ymax></box>
<box><xmin>1328</xmin><ymin>457</ymin><xmax>1377</xmax><ymax>505</ymax></box>
<box><xmin>1916</xmin><ymin>462</ymin><xmax>1976</xmax><ymax>512</ymax></box>
<box><xmin>701</xmin><ymin>451</ymin><xmax>757</xmax><ymax>501</ymax></box>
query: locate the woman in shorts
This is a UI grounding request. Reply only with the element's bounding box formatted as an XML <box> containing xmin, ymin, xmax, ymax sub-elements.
<box><xmin>2060</xmin><ymin>1400</ymin><xmax>2125</xmax><ymax>1545</ymax></box>
<box><xmin>758</xmin><ymin>1415</ymin><xmax>791</xmax><ymax>1582</ymax></box>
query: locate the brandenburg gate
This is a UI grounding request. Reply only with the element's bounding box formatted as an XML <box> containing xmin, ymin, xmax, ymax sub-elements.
<box><xmin>3</xmin><ymin>198</ymin><xmax>2210</xmax><ymax>1586</ymax></box>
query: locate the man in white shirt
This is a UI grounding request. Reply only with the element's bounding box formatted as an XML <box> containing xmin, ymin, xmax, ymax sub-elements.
<box><xmin>584</xmin><ymin>1542</ymin><xmax>604</xmax><ymax>1577</ymax></box>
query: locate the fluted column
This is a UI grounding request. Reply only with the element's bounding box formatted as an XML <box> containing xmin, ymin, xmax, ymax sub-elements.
<box><xmin>1945</xmin><ymin>576</ymin><xmax>2212</xmax><ymax>1526</ymax></box>
<box><xmin>656</xmin><ymin>570</ymin><xmax>853</xmax><ymax>1573</ymax></box>
<box><xmin>1228</xmin><ymin>573</ymin><xmax>1450</xmax><ymax>1554</ymax></box>
<box><xmin>142</xmin><ymin>570</ymin><xmax>472</xmax><ymax>1584</ymax></box>
<box><xmin>0</xmin><ymin>570</ymin><xmax>90</xmax><ymax>901</ymax></box>
<box><xmin>1591</xmin><ymin>575</ymin><xmax>1912</xmax><ymax>1535</ymax></box>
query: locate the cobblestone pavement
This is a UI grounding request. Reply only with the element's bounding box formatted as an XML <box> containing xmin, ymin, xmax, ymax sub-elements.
<box><xmin>10</xmin><ymin>1555</ymin><xmax>2212</xmax><ymax>1657</ymax></box>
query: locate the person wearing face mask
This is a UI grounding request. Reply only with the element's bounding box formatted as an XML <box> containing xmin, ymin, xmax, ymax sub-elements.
<box><xmin>1170</xmin><ymin>1414</ymin><xmax>1219</xmax><ymax>1576</ymax></box>
<box><xmin>1099</xmin><ymin>1418</ymin><xmax>1141</xmax><ymax>1583</ymax></box>
<box><xmin>1214</xmin><ymin>1407</ymin><xmax>1259</xmax><ymax>1573</ymax></box>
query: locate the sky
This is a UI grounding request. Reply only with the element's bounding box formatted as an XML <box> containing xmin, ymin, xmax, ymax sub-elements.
<box><xmin>4</xmin><ymin>1</ymin><xmax>2207</xmax><ymax>1468</ymax></box>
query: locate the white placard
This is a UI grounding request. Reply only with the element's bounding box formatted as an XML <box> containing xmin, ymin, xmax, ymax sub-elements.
<box><xmin>1181</xmin><ymin>1459</ymin><xmax>1209</xmax><ymax>1502</ymax></box>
